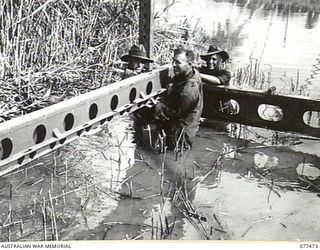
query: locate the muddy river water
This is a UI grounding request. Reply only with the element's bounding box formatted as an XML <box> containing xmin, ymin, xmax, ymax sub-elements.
<box><xmin>156</xmin><ymin>0</ymin><xmax>320</xmax><ymax>96</ymax></box>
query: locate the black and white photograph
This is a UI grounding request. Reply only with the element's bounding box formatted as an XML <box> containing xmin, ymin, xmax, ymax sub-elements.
<box><xmin>0</xmin><ymin>0</ymin><xmax>319</xmax><ymax>248</ymax></box>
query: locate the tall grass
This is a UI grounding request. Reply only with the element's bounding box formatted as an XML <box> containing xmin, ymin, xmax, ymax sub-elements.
<box><xmin>0</xmin><ymin>0</ymin><xmax>139</xmax><ymax>121</ymax></box>
<box><xmin>0</xmin><ymin>0</ymin><xmax>241</xmax><ymax>121</ymax></box>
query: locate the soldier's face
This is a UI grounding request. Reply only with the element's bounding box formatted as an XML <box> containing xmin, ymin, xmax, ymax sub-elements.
<box><xmin>128</xmin><ymin>59</ymin><xmax>144</xmax><ymax>72</ymax></box>
<box><xmin>206</xmin><ymin>54</ymin><xmax>222</xmax><ymax>70</ymax></box>
<box><xmin>172</xmin><ymin>52</ymin><xmax>192</xmax><ymax>76</ymax></box>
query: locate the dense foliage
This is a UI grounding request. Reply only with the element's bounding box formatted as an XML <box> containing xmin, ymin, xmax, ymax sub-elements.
<box><xmin>0</xmin><ymin>0</ymin><xmax>139</xmax><ymax>121</ymax></box>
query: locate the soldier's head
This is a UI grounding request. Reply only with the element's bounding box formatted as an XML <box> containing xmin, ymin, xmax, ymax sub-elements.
<box><xmin>172</xmin><ymin>48</ymin><xmax>195</xmax><ymax>76</ymax></box>
<box><xmin>120</xmin><ymin>45</ymin><xmax>153</xmax><ymax>73</ymax></box>
<box><xmin>200</xmin><ymin>45</ymin><xmax>229</xmax><ymax>71</ymax></box>
<box><xmin>205</xmin><ymin>54</ymin><xmax>224</xmax><ymax>71</ymax></box>
<box><xmin>126</xmin><ymin>58</ymin><xmax>144</xmax><ymax>73</ymax></box>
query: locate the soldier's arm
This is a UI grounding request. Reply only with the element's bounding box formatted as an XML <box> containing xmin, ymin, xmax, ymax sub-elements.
<box><xmin>200</xmin><ymin>73</ymin><xmax>221</xmax><ymax>85</ymax></box>
<box><xmin>200</xmin><ymin>69</ymin><xmax>231</xmax><ymax>86</ymax></box>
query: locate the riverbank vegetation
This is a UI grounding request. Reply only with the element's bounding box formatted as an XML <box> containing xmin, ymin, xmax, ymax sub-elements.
<box><xmin>0</xmin><ymin>0</ymin><xmax>139</xmax><ymax>121</ymax></box>
<box><xmin>0</xmin><ymin>0</ymin><xmax>216</xmax><ymax>122</ymax></box>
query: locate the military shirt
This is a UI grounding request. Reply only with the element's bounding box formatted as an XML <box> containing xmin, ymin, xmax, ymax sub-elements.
<box><xmin>159</xmin><ymin>69</ymin><xmax>203</xmax><ymax>145</ymax></box>
<box><xmin>199</xmin><ymin>67</ymin><xmax>231</xmax><ymax>85</ymax></box>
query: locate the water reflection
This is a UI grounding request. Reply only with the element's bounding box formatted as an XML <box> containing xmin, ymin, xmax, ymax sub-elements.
<box><xmin>258</xmin><ymin>104</ymin><xmax>283</xmax><ymax>122</ymax></box>
<box><xmin>305</xmin><ymin>10</ymin><xmax>319</xmax><ymax>29</ymax></box>
<box><xmin>156</xmin><ymin>0</ymin><xmax>320</xmax><ymax>95</ymax></box>
<box><xmin>254</xmin><ymin>151</ymin><xmax>279</xmax><ymax>169</ymax></box>
<box><xmin>223</xmin><ymin>143</ymin><xmax>237</xmax><ymax>159</ymax></box>
<box><xmin>296</xmin><ymin>163</ymin><xmax>320</xmax><ymax>180</ymax></box>
<box><xmin>303</xmin><ymin>111</ymin><xmax>320</xmax><ymax>128</ymax></box>
<box><xmin>192</xmin><ymin>170</ymin><xmax>320</xmax><ymax>240</ymax></box>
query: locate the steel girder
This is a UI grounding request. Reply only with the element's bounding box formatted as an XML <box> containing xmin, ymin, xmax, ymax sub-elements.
<box><xmin>202</xmin><ymin>84</ymin><xmax>320</xmax><ymax>138</ymax></box>
<box><xmin>0</xmin><ymin>65</ymin><xmax>172</xmax><ymax>176</ymax></box>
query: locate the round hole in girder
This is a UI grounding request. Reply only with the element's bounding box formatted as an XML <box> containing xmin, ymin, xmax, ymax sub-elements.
<box><xmin>18</xmin><ymin>156</ymin><xmax>25</xmax><ymax>165</ymax></box>
<box><xmin>107</xmin><ymin>116</ymin><xmax>113</xmax><ymax>122</ymax></box>
<box><xmin>50</xmin><ymin>142</ymin><xmax>56</xmax><ymax>149</ymax></box>
<box><xmin>77</xmin><ymin>130</ymin><xmax>83</xmax><ymax>136</ymax></box>
<box><xmin>110</xmin><ymin>95</ymin><xmax>118</xmax><ymax>111</ymax></box>
<box><xmin>303</xmin><ymin>111</ymin><xmax>320</xmax><ymax>128</ymax></box>
<box><xmin>33</xmin><ymin>125</ymin><xmax>46</xmax><ymax>144</ymax></box>
<box><xmin>1</xmin><ymin>138</ymin><xmax>13</xmax><ymax>160</ymax></box>
<box><xmin>129</xmin><ymin>88</ymin><xmax>137</xmax><ymax>103</ymax></box>
<box><xmin>258</xmin><ymin>104</ymin><xmax>284</xmax><ymax>122</ymax></box>
<box><xmin>29</xmin><ymin>151</ymin><xmax>37</xmax><ymax>159</ymax></box>
<box><xmin>64</xmin><ymin>113</ymin><xmax>74</xmax><ymax>131</ymax></box>
<box><xmin>146</xmin><ymin>81</ymin><xmax>153</xmax><ymax>95</ymax></box>
<box><xmin>89</xmin><ymin>103</ymin><xmax>98</xmax><ymax>120</ymax></box>
<box><xmin>217</xmin><ymin>99</ymin><xmax>240</xmax><ymax>115</ymax></box>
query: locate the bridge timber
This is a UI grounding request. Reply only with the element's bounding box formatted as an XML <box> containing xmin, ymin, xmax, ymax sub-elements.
<box><xmin>0</xmin><ymin>66</ymin><xmax>170</xmax><ymax>176</ymax></box>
